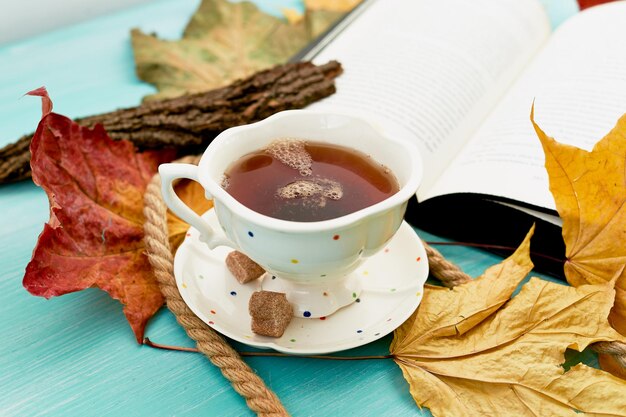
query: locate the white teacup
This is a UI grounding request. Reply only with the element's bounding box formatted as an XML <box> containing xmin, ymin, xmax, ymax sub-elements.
<box><xmin>160</xmin><ymin>110</ymin><xmax>422</xmax><ymax>318</ymax></box>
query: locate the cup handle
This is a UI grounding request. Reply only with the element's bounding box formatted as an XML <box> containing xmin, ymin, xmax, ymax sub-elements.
<box><xmin>159</xmin><ymin>163</ymin><xmax>235</xmax><ymax>249</ymax></box>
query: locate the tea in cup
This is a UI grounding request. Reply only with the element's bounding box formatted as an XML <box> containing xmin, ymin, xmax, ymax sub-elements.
<box><xmin>160</xmin><ymin>110</ymin><xmax>422</xmax><ymax>318</ymax></box>
<box><xmin>221</xmin><ymin>139</ymin><xmax>400</xmax><ymax>222</ymax></box>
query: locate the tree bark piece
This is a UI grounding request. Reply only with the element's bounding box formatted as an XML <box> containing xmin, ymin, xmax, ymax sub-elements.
<box><xmin>0</xmin><ymin>60</ymin><xmax>343</xmax><ymax>184</ymax></box>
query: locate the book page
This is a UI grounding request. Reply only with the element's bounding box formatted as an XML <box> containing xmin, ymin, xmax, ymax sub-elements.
<box><xmin>426</xmin><ymin>2</ymin><xmax>626</xmax><ymax>210</ymax></box>
<box><xmin>307</xmin><ymin>0</ymin><xmax>550</xmax><ymax>192</ymax></box>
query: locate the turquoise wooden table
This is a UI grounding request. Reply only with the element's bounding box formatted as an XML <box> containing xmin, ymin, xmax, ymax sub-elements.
<box><xmin>0</xmin><ymin>1</ymin><xmax>584</xmax><ymax>416</ymax></box>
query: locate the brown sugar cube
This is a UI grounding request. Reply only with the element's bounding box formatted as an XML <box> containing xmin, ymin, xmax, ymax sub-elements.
<box><xmin>249</xmin><ymin>291</ymin><xmax>293</xmax><ymax>337</ymax></box>
<box><xmin>225</xmin><ymin>251</ymin><xmax>265</xmax><ymax>284</ymax></box>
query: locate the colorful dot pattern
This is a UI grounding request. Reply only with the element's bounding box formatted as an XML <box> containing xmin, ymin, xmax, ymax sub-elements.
<box><xmin>186</xmin><ymin>223</ymin><xmax>426</xmax><ymax>352</ymax></box>
<box><xmin>218</xmin><ymin>228</ymin><xmax>421</xmax><ymax>269</ymax></box>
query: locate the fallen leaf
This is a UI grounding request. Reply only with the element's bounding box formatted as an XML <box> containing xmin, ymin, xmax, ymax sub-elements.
<box><xmin>393</xmin><ymin>226</ymin><xmax>535</xmax><ymax>350</ymax></box>
<box><xmin>132</xmin><ymin>0</ymin><xmax>307</xmax><ymax>100</ymax></box>
<box><xmin>392</xmin><ymin>229</ymin><xmax>626</xmax><ymax>416</ymax></box>
<box><xmin>23</xmin><ymin>90</ymin><xmax>210</xmax><ymax>343</ymax></box>
<box><xmin>532</xmin><ymin>107</ymin><xmax>626</xmax><ymax>375</ymax></box>
<box><xmin>24</xmin><ymin>86</ymin><xmax>52</xmax><ymax>116</ymax></box>
<box><xmin>131</xmin><ymin>0</ymin><xmax>356</xmax><ymax>100</ymax></box>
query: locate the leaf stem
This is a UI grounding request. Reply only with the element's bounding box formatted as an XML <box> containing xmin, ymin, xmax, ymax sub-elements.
<box><xmin>425</xmin><ymin>240</ymin><xmax>565</xmax><ymax>264</ymax></box>
<box><xmin>143</xmin><ymin>338</ymin><xmax>393</xmax><ymax>360</ymax></box>
<box><xmin>144</xmin><ymin>337</ymin><xmax>199</xmax><ymax>352</ymax></box>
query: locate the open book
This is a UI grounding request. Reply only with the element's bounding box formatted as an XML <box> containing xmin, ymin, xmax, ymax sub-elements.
<box><xmin>301</xmin><ymin>0</ymin><xmax>626</xmax><ymax>275</ymax></box>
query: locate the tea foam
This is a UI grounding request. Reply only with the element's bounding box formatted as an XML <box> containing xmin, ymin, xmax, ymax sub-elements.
<box><xmin>265</xmin><ymin>139</ymin><xmax>313</xmax><ymax>176</ymax></box>
<box><xmin>277</xmin><ymin>178</ymin><xmax>344</xmax><ymax>208</ymax></box>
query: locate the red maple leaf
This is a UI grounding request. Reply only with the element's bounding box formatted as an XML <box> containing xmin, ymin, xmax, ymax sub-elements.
<box><xmin>23</xmin><ymin>88</ymin><xmax>176</xmax><ymax>343</ymax></box>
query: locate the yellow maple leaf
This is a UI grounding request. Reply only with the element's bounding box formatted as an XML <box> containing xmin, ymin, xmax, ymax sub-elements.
<box><xmin>392</xmin><ymin>228</ymin><xmax>626</xmax><ymax>416</ymax></box>
<box><xmin>532</xmin><ymin>107</ymin><xmax>626</xmax><ymax>377</ymax></box>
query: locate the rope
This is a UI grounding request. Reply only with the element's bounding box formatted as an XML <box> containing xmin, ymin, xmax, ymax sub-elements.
<box><xmin>592</xmin><ymin>341</ymin><xmax>626</xmax><ymax>368</ymax></box>
<box><xmin>143</xmin><ymin>155</ymin><xmax>289</xmax><ymax>417</ymax></box>
<box><xmin>142</xmin><ymin>155</ymin><xmax>625</xmax><ymax>417</ymax></box>
<box><xmin>422</xmin><ymin>242</ymin><xmax>471</xmax><ymax>287</ymax></box>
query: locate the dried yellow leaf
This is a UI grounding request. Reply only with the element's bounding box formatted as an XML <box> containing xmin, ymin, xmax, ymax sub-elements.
<box><xmin>392</xmin><ymin>226</ymin><xmax>535</xmax><ymax>354</ymax></box>
<box><xmin>392</xmin><ymin>228</ymin><xmax>626</xmax><ymax>416</ymax></box>
<box><xmin>532</xmin><ymin>107</ymin><xmax>626</xmax><ymax>345</ymax></box>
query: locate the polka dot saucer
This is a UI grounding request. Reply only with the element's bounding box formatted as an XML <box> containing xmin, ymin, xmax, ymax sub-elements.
<box><xmin>173</xmin><ymin>209</ymin><xmax>429</xmax><ymax>355</ymax></box>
